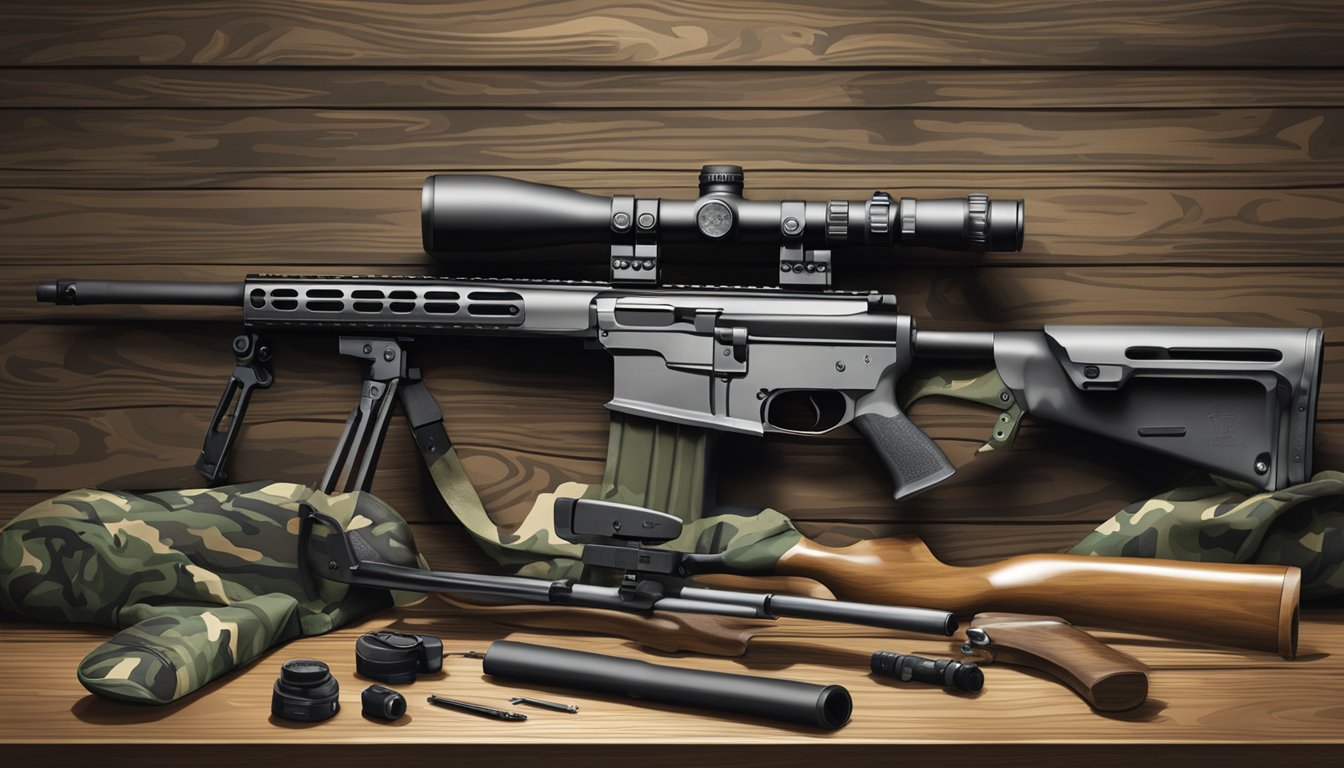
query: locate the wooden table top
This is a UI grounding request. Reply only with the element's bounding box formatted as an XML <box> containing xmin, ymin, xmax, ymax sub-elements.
<box><xmin>3</xmin><ymin>605</ymin><xmax>1341</xmax><ymax>765</ymax></box>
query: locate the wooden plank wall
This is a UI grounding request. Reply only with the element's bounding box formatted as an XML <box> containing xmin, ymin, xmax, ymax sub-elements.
<box><xmin>2</xmin><ymin>1</ymin><xmax>1342</xmax><ymax>574</ymax></box>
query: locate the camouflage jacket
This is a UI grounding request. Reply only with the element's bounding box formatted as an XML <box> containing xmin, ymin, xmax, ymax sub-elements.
<box><xmin>0</xmin><ymin>482</ymin><xmax>424</xmax><ymax>704</ymax></box>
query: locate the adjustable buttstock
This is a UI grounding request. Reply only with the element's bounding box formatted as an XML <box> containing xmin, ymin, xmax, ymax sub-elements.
<box><xmin>967</xmin><ymin>613</ymin><xmax>1148</xmax><ymax>712</ymax></box>
<box><xmin>993</xmin><ymin>326</ymin><xmax>1324</xmax><ymax>491</ymax></box>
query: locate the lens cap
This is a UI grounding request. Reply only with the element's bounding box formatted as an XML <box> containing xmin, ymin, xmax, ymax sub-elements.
<box><xmin>355</xmin><ymin>631</ymin><xmax>444</xmax><ymax>685</ymax></box>
<box><xmin>271</xmin><ymin>658</ymin><xmax>340</xmax><ymax>723</ymax></box>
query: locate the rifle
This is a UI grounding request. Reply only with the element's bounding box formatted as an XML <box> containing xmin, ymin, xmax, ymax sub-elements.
<box><xmin>297</xmin><ymin>494</ymin><xmax>957</xmax><ymax>637</ymax></box>
<box><xmin>36</xmin><ymin>273</ymin><xmax>1318</xmax><ymax>659</ymax></box>
<box><xmin>34</xmin><ymin>168</ymin><xmax>1323</xmax><ymax>657</ymax></box>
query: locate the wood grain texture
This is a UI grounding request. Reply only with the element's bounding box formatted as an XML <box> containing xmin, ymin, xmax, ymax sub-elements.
<box><xmin>0</xmin><ymin>745</ymin><xmax>1329</xmax><ymax>767</ymax></box>
<box><xmin>778</xmin><ymin>537</ymin><xmax>1300</xmax><ymax>656</ymax></box>
<box><xmin>6</xmin><ymin>68</ymin><xmax>1344</xmax><ymax>109</ymax></box>
<box><xmin>11</xmin><ymin>167</ymin><xmax>1344</xmax><ymax>191</ymax></box>
<box><xmin>966</xmin><ymin>614</ymin><xmax>1149</xmax><ymax>711</ymax></box>
<box><xmin>3</xmin><ymin>1</ymin><xmax>1344</xmax><ymax>67</ymax></box>
<box><xmin>4</xmin><ymin>186</ymin><xmax>1344</xmax><ymax>267</ymax></box>
<box><xmin>3</xmin><ymin>108</ymin><xmax>1342</xmax><ymax>179</ymax></box>
<box><xmin>1</xmin><ymin>0</ymin><xmax>1343</xmax><ymax>753</ymax></box>
<box><xmin>0</xmin><ymin>610</ymin><xmax>1341</xmax><ymax>750</ymax></box>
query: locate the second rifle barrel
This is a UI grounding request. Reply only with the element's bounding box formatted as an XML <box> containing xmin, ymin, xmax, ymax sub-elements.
<box><xmin>766</xmin><ymin>594</ymin><xmax>957</xmax><ymax>635</ymax></box>
<box><xmin>675</xmin><ymin>587</ymin><xmax>957</xmax><ymax>635</ymax></box>
<box><xmin>36</xmin><ymin>280</ymin><xmax>245</xmax><ymax>307</ymax></box>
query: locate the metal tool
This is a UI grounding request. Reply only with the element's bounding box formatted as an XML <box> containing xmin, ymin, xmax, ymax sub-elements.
<box><xmin>510</xmin><ymin>696</ymin><xmax>579</xmax><ymax>714</ymax></box>
<box><xmin>426</xmin><ymin>694</ymin><xmax>528</xmax><ymax>721</ymax></box>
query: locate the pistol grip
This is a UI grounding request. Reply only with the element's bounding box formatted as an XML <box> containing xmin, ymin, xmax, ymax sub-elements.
<box><xmin>853</xmin><ymin>404</ymin><xmax>954</xmax><ymax>501</ymax></box>
<box><xmin>969</xmin><ymin>612</ymin><xmax>1149</xmax><ymax>712</ymax></box>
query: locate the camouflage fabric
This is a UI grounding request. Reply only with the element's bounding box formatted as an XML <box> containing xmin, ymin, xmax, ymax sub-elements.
<box><xmin>423</xmin><ymin>401</ymin><xmax>1344</xmax><ymax>600</ymax></box>
<box><xmin>423</xmin><ymin>413</ymin><xmax>801</xmax><ymax>581</ymax></box>
<box><xmin>1071</xmin><ymin>471</ymin><xmax>1344</xmax><ymax>598</ymax></box>
<box><xmin>898</xmin><ymin>367</ymin><xmax>1022</xmax><ymax>452</ymax></box>
<box><xmin>0</xmin><ymin>482</ymin><xmax>425</xmax><ymax>704</ymax></box>
<box><xmin>419</xmin><ymin>375</ymin><xmax>1022</xmax><ymax>579</ymax></box>
<box><xmin>412</xmin><ymin>371</ymin><xmax>1021</xmax><ymax>578</ymax></box>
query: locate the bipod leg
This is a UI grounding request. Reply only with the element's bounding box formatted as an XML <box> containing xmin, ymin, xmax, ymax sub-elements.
<box><xmin>320</xmin><ymin>337</ymin><xmax>409</xmax><ymax>494</ymax></box>
<box><xmin>196</xmin><ymin>333</ymin><xmax>273</xmax><ymax>484</ymax></box>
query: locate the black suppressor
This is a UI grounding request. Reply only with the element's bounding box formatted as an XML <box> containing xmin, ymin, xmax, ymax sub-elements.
<box><xmin>422</xmin><ymin>165</ymin><xmax>1024</xmax><ymax>287</ymax></box>
<box><xmin>481</xmin><ymin>640</ymin><xmax>852</xmax><ymax>729</ymax></box>
<box><xmin>870</xmin><ymin>650</ymin><xmax>984</xmax><ymax>693</ymax></box>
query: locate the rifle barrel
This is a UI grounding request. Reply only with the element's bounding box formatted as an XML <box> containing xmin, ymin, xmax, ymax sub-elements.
<box><xmin>36</xmin><ymin>279</ymin><xmax>245</xmax><ymax>307</ymax></box>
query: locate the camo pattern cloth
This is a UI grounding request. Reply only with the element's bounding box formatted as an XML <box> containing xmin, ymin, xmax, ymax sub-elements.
<box><xmin>424</xmin><ymin>406</ymin><xmax>1344</xmax><ymax>600</ymax></box>
<box><xmin>1070</xmin><ymin>471</ymin><xmax>1344</xmax><ymax>599</ymax></box>
<box><xmin>897</xmin><ymin>367</ymin><xmax>1022</xmax><ymax>452</ymax></box>
<box><xmin>0</xmin><ymin>481</ymin><xmax>425</xmax><ymax>704</ymax></box>
<box><xmin>422</xmin><ymin>414</ymin><xmax>801</xmax><ymax>581</ymax></box>
<box><xmin>413</xmin><ymin>375</ymin><xmax>1017</xmax><ymax>581</ymax></box>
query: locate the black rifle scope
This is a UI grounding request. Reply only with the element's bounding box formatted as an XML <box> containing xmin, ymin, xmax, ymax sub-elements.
<box><xmin>422</xmin><ymin>165</ymin><xmax>1024</xmax><ymax>287</ymax></box>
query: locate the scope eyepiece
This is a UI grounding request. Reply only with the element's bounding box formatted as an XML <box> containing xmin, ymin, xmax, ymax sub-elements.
<box><xmin>422</xmin><ymin>165</ymin><xmax>1024</xmax><ymax>288</ymax></box>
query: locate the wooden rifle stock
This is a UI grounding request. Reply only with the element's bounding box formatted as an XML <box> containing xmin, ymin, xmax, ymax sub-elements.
<box><xmin>776</xmin><ymin>535</ymin><xmax>1300</xmax><ymax>658</ymax></box>
<box><xmin>581</xmin><ymin>415</ymin><xmax>1299</xmax><ymax>658</ymax></box>
<box><xmin>965</xmin><ymin>613</ymin><xmax>1149</xmax><ymax>712</ymax></box>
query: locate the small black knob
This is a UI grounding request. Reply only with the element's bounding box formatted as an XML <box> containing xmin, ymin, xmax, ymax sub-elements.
<box><xmin>362</xmin><ymin>684</ymin><xmax>408</xmax><ymax>721</ymax></box>
<box><xmin>698</xmin><ymin>165</ymin><xmax>745</xmax><ymax>196</ymax></box>
<box><xmin>826</xmin><ymin>200</ymin><xmax>849</xmax><ymax>241</ymax></box>
<box><xmin>966</xmin><ymin>193</ymin><xmax>989</xmax><ymax>254</ymax></box>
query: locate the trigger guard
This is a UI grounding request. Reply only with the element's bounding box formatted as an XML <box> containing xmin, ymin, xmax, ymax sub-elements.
<box><xmin>760</xmin><ymin>389</ymin><xmax>856</xmax><ymax>436</ymax></box>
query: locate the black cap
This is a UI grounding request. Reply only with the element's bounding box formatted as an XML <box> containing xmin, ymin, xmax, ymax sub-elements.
<box><xmin>362</xmin><ymin>684</ymin><xmax>408</xmax><ymax>722</ymax></box>
<box><xmin>272</xmin><ymin>659</ymin><xmax>341</xmax><ymax>722</ymax></box>
<box><xmin>698</xmin><ymin>165</ymin><xmax>745</xmax><ymax>196</ymax></box>
<box><xmin>952</xmin><ymin>662</ymin><xmax>985</xmax><ymax>694</ymax></box>
<box><xmin>279</xmin><ymin>659</ymin><xmax>334</xmax><ymax>687</ymax></box>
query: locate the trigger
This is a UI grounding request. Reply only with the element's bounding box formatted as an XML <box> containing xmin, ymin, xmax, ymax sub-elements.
<box><xmin>806</xmin><ymin>394</ymin><xmax>823</xmax><ymax>432</ymax></box>
<box><xmin>980</xmin><ymin>401</ymin><xmax>1024</xmax><ymax>453</ymax></box>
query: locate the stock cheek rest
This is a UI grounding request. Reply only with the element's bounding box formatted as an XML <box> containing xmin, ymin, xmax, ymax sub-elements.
<box><xmin>0</xmin><ymin>482</ymin><xmax>425</xmax><ymax>704</ymax></box>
